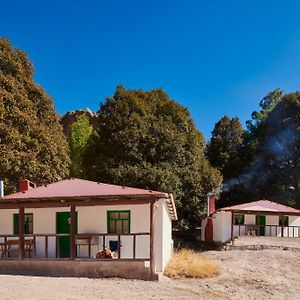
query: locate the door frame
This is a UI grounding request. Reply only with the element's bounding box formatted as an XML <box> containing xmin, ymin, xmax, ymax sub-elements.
<box><xmin>56</xmin><ymin>211</ymin><xmax>78</xmax><ymax>258</ymax></box>
<box><xmin>256</xmin><ymin>215</ymin><xmax>266</xmax><ymax>236</ymax></box>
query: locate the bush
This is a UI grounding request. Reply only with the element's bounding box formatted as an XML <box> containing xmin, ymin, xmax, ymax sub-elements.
<box><xmin>164</xmin><ymin>249</ymin><xmax>220</xmax><ymax>279</ymax></box>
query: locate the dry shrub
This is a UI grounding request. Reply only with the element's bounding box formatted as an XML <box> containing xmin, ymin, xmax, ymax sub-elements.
<box><xmin>164</xmin><ymin>249</ymin><xmax>220</xmax><ymax>279</ymax></box>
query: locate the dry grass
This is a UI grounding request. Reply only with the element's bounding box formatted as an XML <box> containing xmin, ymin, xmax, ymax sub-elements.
<box><xmin>164</xmin><ymin>249</ymin><xmax>220</xmax><ymax>279</ymax></box>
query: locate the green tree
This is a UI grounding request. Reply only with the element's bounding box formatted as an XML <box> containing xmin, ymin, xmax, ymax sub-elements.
<box><xmin>219</xmin><ymin>90</ymin><xmax>299</xmax><ymax>209</ymax></box>
<box><xmin>0</xmin><ymin>38</ymin><xmax>70</xmax><ymax>193</ymax></box>
<box><xmin>84</xmin><ymin>85</ymin><xmax>222</xmax><ymax>228</ymax></box>
<box><xmin>245</xmin><ymin>88</ymin><xmax>283</xmax><ymax>157</ymax></box>
<box><xmin>206</xmin><ymin>116</ymin><xmax>245</xmax><ymax>180</ymax></box>
<box><xmin>251</xmin><ymin>92</ymin><xmax>300</xmax><ymax>207</ymax></box>
<box><xmin>69</xmin><ymin>115</ymin><xmax>93</xmax><ymax>177</ymax></box>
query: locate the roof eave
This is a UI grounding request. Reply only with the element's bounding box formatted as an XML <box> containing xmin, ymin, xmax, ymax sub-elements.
<box><xmin>221</xmin><ymin>208</ymin><xmax>300</xmax><ymax>216</ymax></box>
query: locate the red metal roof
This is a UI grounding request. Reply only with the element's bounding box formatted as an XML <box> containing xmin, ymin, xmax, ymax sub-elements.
<box><xmin>3</xmin><ymin>178</ymin><xmax>167</xmax><ymax>200</ymax></box>
<box><xmin>220</xmin><ymin>200</ymin><xmax>300</xmax><ymax>214</ymax></box>
<box><xmin>2</xmin><ymin>179</ymin><xmax>177</xmax><ymax>220</ymax></box>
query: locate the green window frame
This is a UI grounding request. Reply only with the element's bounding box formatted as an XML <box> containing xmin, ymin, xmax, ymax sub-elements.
<box><xmin>234</xmin><ymin>214</ymin><xmax>244</xmax><ymax>225</ymax></box>
<box><xmin>13</xmin><ymin>213</ymin><xmax>33</xmax><ymax>234</ymax></box>
<box><xmin>107</xmin><ymin>210</ymin><xmax>130</xmax><ymax>234</ymax></box>
<box><xmin>279</xmin><ymin>216</ymin><xmax>289</xmax><ymax>227</ymax></box>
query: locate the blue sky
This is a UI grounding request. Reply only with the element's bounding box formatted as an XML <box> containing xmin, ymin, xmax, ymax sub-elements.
<box><xmin>1</xmin><ymin>1</ymin><xmax>300</xmax><ymax>139</ymax></box>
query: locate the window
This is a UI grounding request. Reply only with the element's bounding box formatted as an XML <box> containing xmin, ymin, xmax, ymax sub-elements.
<box><xmin>107</xmin><ymin>210</ymin><xmax>130</xmax><ymax>234</ymax></box>
<box><xmin>234</xmin><ymin>214</ymin><xmax>244</xmax><ymax>225</ymax></box>
<box><xmin>13</xmin><ymin>213</ymin><xmax>33</xmax><ymax>234</ymax></box>
<box><xmin>279</xmin><ymin>216</ymin><xmax>289</xmax><ymax>227</ymax></box>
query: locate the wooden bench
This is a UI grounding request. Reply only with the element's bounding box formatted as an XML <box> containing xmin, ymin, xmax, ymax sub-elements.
<box><xmin>0</xmin><ymin>239</ymin><xmax>35</xmax><ymax>258</ymax></box>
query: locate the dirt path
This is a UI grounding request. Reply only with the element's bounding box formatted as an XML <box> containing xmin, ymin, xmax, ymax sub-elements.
<box><xmin>0</xmin><ymin>250</ymin><xmax>299</xmax><ymax>299</ymax></box>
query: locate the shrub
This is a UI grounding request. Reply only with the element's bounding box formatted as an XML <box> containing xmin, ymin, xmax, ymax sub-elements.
<box><xmin>164</xmin><ymin>249</ymin><xmax>220</xmax><ymax>279</ymax></box>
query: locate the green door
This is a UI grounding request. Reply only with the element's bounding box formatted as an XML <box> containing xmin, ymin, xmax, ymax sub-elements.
<box><xmin>256</xmin><ymin>215</ymin><xmax>266</xmax><ymax>236</ymax></box>
<box><xmin>56</xmin><ymin>212</ymin><xmax>78</xmax><ymax>258</ymax></box>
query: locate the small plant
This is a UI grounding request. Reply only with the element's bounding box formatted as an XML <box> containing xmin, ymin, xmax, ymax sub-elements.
<box><xmin>164</xmin><ymin>249</ymin><xmax>220</xmax><ymax>279</ymax></box>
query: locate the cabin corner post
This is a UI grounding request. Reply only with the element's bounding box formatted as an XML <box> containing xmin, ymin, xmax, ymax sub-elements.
<box><xmin>70</xmin><ymin>204</ymin><xmax>76</xmax><ymax>260</ymax></box>
<box><xmin>281</xmin><ymin>214</ymin><xmax>284</xmax><ymax>237</ymax></box>
<box><xmin>18</xmin><ymin>206</ymin><xmax>25</xmax><ymax>260</ymax></box>
<box><xmin>231</xmin><ymin>211</ymin><xmax>234</xmax><ymax>245</ymax></box>
<box><xmin>150</xmin><ymin>200</ymin><xmax>155</xmax><ymax>278</ymax></box>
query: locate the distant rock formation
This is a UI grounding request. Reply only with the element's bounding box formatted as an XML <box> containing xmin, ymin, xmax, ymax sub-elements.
<box><xmin>61</xmin><ymin>109</ymin><xmax>98</xmax><ymax>138</ymax></box>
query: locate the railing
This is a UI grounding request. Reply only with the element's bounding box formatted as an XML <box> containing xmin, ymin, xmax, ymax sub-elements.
<box><xmin>0</xmin><ymin>232</ymin><xmax>150</xmax><ymax>260</ymax></box>
<box><xmin>233</xmin><ymin>224</ymin><xmax>300</xmax><ymax>238</ymax></box>
<box><xmin>0</xmin><ymin>234</ymin><xmax>69</xmax><ymax>259</ymax></box>
<box><xmin>75</xmin><ymin>232</ymin><xmax>150</xmax><ymax>260</ymax></box>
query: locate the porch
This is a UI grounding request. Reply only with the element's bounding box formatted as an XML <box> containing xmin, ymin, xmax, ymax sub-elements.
<box><xmin>230</xmin><ymin>210</ymin><xmax>300</xmax><ymax>243</ymax></box>
<box><xmin>0</xmin><ymin>205</ymin><xmax>156</xmax><ymax>280</ymax></box>
<box><xmin>232</xmin><ymin>224</ymin><xmax>300</xmax><ymax>239</ymax></box>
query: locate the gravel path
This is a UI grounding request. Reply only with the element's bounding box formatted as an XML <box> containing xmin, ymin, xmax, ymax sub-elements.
<box><xmin>0</xmin><ymin>249</ymin><xmax>299</xmax><ymax>299</ymax></box>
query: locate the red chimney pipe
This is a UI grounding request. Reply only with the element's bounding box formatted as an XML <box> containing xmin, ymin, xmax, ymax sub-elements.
<box><xmin>207</xmin><ymin>192</ymin><xmax>216</xmax><ymax>216</ymax></box>
<box><xmin>19</xmin><ymin>179</ymin><xmax>36</xmax><ymax>192</ymax></box>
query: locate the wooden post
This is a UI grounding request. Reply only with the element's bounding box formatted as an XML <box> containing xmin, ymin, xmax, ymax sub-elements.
<box><xmin>45</xmin><ymin>235</ymin><xmax>48</xmax><ymax>258</ymax></box>
<box><xmin>102</xmin><ymin>235</ymin><xmax>105</xmax><ymax>257</ymax></box>
<box><xmin>33</xmin><ymin>235</ymin><xmax>36</xmax><ymax>258</ymax></box>
<box><xmin>88</xmin><ymin>235</ymin><xmax>91</xmax><ymax>258</ymax></box>
<box><xmin>150</xmin><ymin>201</ymin><xmax>155</xmax><ymax>277</ymax></box>
<box><xmin>4</xmin><ymin>236</ymin><xmax>7</xmax><ymax>258</ymax></box>
<box><xmin>231</xmin><ymin>212</ymin><xmax>234</xmax><ymax>245</ymax></box>
<box><xmin>70</xmin><ymin>205</ymin><xmax>76</xmax><ymax>260</ymax></box>
<box><xmin>18</xmin><ymin>207</ymin><xmax>25</xmax><ymax>260</ymax></box>
<box><xmin>281</xmin><ymin>215</ymin><xmax>284</xmax><ymax>237</ymax></box>
<box><xmin>133</xmin><ymin>234</ymin><xmax>136</xmax><ymax>259</ymax></box>
<box><xmin>118</xmin><ymin>234</ymin><xmax>121</xmax><ymax>259</ymax></box>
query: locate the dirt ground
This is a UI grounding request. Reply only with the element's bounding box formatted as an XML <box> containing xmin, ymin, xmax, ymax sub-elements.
<box><xmin>0</xmin><ymin>249</ymin><xmax>299</xmax><ymax>300</ymax></box>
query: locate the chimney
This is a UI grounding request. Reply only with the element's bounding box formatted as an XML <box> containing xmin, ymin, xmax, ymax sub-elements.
<box><xmin>207</xmin><ymin>192</ymin><xmax>216</xmax><ymax>216</ymax></box>
<box><xmin>19</xmin><ymin>179</ymin><xmax>36</xmax><ymax>192</ymax></box>
<box><xmin>0</xmin><ymin>180</ymin><xmax>4</xmax><ymax>197</ymax></box>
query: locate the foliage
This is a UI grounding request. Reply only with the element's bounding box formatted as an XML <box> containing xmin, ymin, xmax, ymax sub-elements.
<box><xmin>83</xmin><ymin>85</ymin><xmax>222</xmax><ymax>228</ymax></box>
<box><xmin>206</xmin><ymin>116</ymin><xmax>245</xmax><ymax>180</ymax></box>
<box><xmin>69</xmin><ymin>115</ymin><xmax>93</xmax><ymax>177</ymax></box>
<box><xmin>245</xmin><ymin>88</ymin><xmax>283</xmax><ymax>158</ymax></box>
<box><xmin>249</xmin><ymin>92</ymin><xmax>300</xmax><ymax>207</ymax></box>
<box><xmin>214</xmin><ymin>89</ymin><xmax>299</xmax><ymax>209</ymax></box>
<box><xmin>164</xmin><ymin>249</ymin><xmax>220</xmax><ymax>279</ymax></box>
<box><xmin>0</xmin><ymin>38</ymin><xmax>70</xmax><ymax>193</ymax></box>
<box><xmin>61</xmin><ymin>109</ymin><xmax>97</xmax><ymax>138</ymax></box>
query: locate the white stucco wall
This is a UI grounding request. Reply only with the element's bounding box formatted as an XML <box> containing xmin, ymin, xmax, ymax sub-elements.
<box><xmin>154</xmin><ymin>199</ymin><xmax>173</xmax><ymax>272</ymax></box>
<box><xmin>201</xmin><ymin>212</ymin><xmax>232</xmax><ymax>243</ymax></box>
<box><xmin>0</xmin><ymin>202</ymin><xmax>174</xmax><ymax>268</ymax></box>
<box><xmin>212</xmin><ymin>211</ymin><xmax>232</xmax><ymax>243</ymax></box>
<box><xmin>161</xmin><ymin>200</ymin><xmax>173</xmax><ymax>271</ymax></box>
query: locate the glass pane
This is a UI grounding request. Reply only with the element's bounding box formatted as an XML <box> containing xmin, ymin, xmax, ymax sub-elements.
<box><xmin>284</xmin><ymin>216</ymin><xmax>289</xmax><ymax>226</ymax></box>
<box><xmin>24</xmin><ymin>215</ymin><xmax>33</xmax><ymax>234</ymax></box>
<box><xmin>109</xmin><ymin>212</ymin><xmax>119</xmax><ymax>220</ymax></box>
<box><xmin>119</xmin><ymin>212</ymin><xmax>129</xmax><ymax>219</ymax></box>
<box><xmin>116</xmin><ymin>220</ymin><xmax>122</xmax><ymax>233</ymax></box>
<box><xmin>234</xmin><ymin>215</ymin><xmax>244</xmax><ymax>225</ymax></box>
<box><xmin>122</xmin><ymin>220</ymin><xmax>129</xmax><ymax>233</ymax></box>
<box><xmin>109</xmin><ymin>220</ymin><xmax>116</xmax><ymax>233</ymax></box>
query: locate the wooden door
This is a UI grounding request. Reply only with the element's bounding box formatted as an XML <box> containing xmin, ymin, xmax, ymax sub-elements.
<box><xmin>56</xmin><ymin>212</ymin><xmax>77</xmax><ymax>258</ymax></box>
<box><xmin>256</xmin><ymin>215</ymin><xmax>266</xmax><ymax>236</ymax></box>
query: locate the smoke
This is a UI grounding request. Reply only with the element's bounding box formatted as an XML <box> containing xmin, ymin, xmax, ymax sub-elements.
<box><xmin>222</xmin><ymin>125</ymin><xmax>298</xmax><ymax>193</ymax></box>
